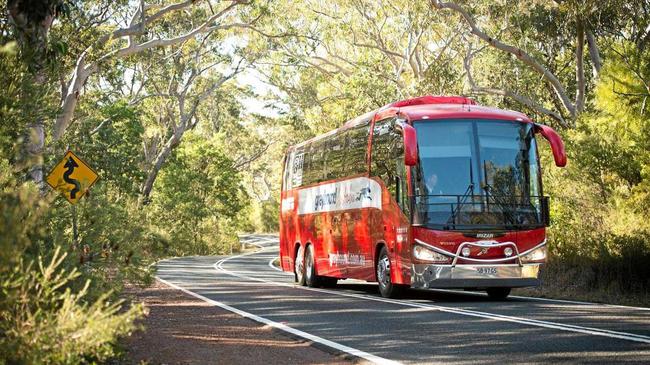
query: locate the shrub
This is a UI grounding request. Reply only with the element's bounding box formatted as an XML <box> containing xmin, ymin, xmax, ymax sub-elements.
<box><xmin>0</xmin><ymin>247</ymin><xmax>144</xmax><ymax>364</ymax></box>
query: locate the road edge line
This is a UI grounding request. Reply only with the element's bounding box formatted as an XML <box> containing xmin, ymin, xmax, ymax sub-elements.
<box><xmin>155</xmin><ymin>276</ymin><xmax>401</xmax><ymax>365</ymax></box>
<box><xmin>216</xmin><ymin>243</ymin><xmax>650</xmax><ymax>344</ymax></box>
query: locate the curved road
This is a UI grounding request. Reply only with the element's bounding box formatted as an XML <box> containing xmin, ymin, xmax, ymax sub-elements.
<box><xmin>157</xmin><ymin>234</ymin><xmax>650</xmax><ymax>364</ymax></box>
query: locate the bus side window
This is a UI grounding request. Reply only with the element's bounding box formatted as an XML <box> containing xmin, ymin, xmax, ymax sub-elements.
<box><xmin>291</xmin><ymin>150</ymin><xmax>304</xmax><ymax>188</ymax></box>
<box><xmin>345</xmin><ymin>121</ymin><xmax>371</xmax><ymax>176</ymax></box>
<box><xmin>313</xmin><ymin>140</ymin><xmax>326</xmax><ymax>183</ymax></box>
<box><xmin>371</xmin><ymin>117</ymin><xmax>401</xmax><ymax>198</ymax></box>
<box><xmin>303</xmin><ymin>143</ymin><xmax>320</xmax><ymax>186</ymax></box>
<box><xmin>323</xmin><ymin>132</ymin><xmax>345</xmax><ymax>181</ymax></box>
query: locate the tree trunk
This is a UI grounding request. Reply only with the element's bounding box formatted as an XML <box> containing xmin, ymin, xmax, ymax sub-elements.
<box><xmin>7</xmin><ymin>0</ymin><xmax>57</xmax><ymax>190</ymax></box>
<box><xmin>25</xmin><ymin>117</ymin><xmax>45</xmax><ymax>190</ymax></box>
<box><xmin>140</xmin><ymin>133</ymin><xmax>180</xmax><ymax>203</ymax></box>
<box><xmin>586</xmin><ymin>29</ymin><xmax>602</xmax><ymax>77</ymax></box>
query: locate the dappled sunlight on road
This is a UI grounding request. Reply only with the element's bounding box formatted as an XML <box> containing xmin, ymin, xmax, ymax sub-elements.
<box><xmin>153</xmin><ymin>234</ymin><xmax>650</xmax><ymax>364</ymax></box>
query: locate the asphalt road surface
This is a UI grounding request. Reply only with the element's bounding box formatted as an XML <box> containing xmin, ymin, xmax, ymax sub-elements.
<box><xmin>156</xmin><ymin>234</ymin><xmax>650</xmax><ymax>364</ymax></box>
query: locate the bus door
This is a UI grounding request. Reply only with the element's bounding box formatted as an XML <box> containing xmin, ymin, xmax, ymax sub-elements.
<box><xmin>367</xmin><ymin>118</ymin><xmax>412</xmax><ymax>283</ymax></box>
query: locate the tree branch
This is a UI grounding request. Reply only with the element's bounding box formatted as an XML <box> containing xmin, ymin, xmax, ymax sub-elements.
<box><xmin>586</xmin><ymin>29</ymin><xmax>602</xmax><ymax>77</ymax></box>
<box><xmin>575</xmin><ymin>19</ymin><xmax>586</xmax><ymax>113</ymax></box>
<box><xmin>463</xmin><ymin>45</ymin><xmax>568</xmax><ymax>127</ymax></box>
<box><xmin>432</xmin><ymin>0</ymin><xmax>578</xmax><ymax>119</ymax></box>
<box><xmin>53</xmin><ymin>0</ymin><xmax>248</xmax><ymax>142</ymax></box>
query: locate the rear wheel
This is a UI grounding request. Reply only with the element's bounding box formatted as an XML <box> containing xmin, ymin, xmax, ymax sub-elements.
<box><xmin>305</xmin><ymin>244</ymin><xmax>319</xmax><ymax>288</ymax></box>
<box><xmin>486</xmin><ymin>287</ymin><xmax>511</xmax><ymax>300</ymax></box>
<box><xmin>294</xmin><ymin>245</ymin><xmax>305</xmax><ymax>286</ymax></box>
<box><xmin>376</xmin><ymin>246</ymin><xmax>405</xmax><ymax>298</ymax></box>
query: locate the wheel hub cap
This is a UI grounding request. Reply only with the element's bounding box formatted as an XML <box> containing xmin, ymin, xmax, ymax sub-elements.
<box><xmin>378</xmin><ymin>256</ymin><xmax>390</xmax><ymax>287</ymax></box>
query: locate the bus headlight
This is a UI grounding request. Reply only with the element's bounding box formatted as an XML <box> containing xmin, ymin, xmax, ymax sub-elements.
<box><xmin>413</xmin><ymin>245</ymin><xmax>451</xmax><ymax>263</ymax></box>
<box><xmin>521</xmin><ymin>245</ymin><xmax>547</xmax><ymax>263</ymax></box>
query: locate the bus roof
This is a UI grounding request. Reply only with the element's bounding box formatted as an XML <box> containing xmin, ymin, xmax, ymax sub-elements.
<box><xmin>397</xmin><ymin>103</ymin><xmax>533</xmax><ymax>124</ymax></box>
<box><xmin>289</xmin><ymin>96</ymin><xmax>533</xmax><ymax>151</ymax></box>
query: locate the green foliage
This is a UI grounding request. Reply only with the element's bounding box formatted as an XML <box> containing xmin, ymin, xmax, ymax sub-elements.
<box><xmin>0</xmin><ymin>160</ymin><xmax>145</xmax><ymax>364</ymax></box>
<box><xmin>0</xmin><ymin>159</ymin><xmax>46</xmax><ymax>267</ymax></box>
<box><xmin>0</xmin><ymin>247</ymin><xmax>144</xmax><ymax>365</ymax></box>
<box><xmin>249</xmin><ymin>198</ymin><xmax>280</xmax><ymax>233</ymax></box>
<box><xmin>0</xmin><ymin>40</ymin><xmax>58</xmax><ymax>168</ymax></box>
<box><xmin>75</xmin><ymin>99</ymin><xmax>146</xmax><ymax>197</ymax></box>
<box><xmin>543</xmin><ymin>40</ymin><xmax>650</xmax><ymax>299</ymax></box>
<box><xmin>150</xmin><ymin>134</ymin><xmax>248</xmax><ymax>255</ymax></box>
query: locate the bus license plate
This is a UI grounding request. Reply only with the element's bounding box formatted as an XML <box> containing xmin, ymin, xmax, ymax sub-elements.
<box><xmin>476</xmin><ymin>267</ymin><xmax>497</xmax><ymax>275</ymax></box>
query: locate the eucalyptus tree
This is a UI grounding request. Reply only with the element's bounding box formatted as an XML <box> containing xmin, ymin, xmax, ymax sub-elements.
<box><xmin>431</xmin><ymin>0</ymin><xmax>644</xmax><ymax>127</ymax></box>
<box><xmin>136</xmin><ymin>36</ymin><xmax>249</xmax><ymax>202</ymax></box>
<box><xmin>252</xmin><ymin>0</ymin><xmax>466</xmax><ymax>132</ymax></box>
<box><xmin>6</xmin><ymin>0</ymin><xmax>67</xmax><ymax>186</ymax></box>
<box><xmin>8</xmin><ymin>0</ymin><xmax>257</xmax><ymax>189</ymax></box>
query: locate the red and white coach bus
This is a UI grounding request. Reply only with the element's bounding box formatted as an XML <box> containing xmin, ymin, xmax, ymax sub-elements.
<box><xmin>279</xmin><ymin>95</ymin><xmax>566</xmax><ymax>299</ymax></box>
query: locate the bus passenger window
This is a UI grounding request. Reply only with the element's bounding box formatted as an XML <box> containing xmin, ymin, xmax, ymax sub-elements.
<box><xmin>344</xmin><ymin>121</ymin><xmax>371</xmax><ymax>176</ymax></box>
<box><xmin>371</xmin><ymin>118</ymin><xmax>403</xmax><ymax>200</ymax></box>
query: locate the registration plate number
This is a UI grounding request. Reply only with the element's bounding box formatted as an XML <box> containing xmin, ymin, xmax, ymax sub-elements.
<box><xmin>476</xmin><ymin>267</ymin><xmax>498</xmax><ymax>275</ymax></box>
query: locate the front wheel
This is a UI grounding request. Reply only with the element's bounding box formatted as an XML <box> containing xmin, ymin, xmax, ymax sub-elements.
<box><xmin>486</xmin><ymin>287</ymin><xmax>511</xmax><ymax>300</ymax></box>
<box><xmin>376</xmin><ymin>246</ymin><xmax>405</xmax><ymax>298</ymax></box>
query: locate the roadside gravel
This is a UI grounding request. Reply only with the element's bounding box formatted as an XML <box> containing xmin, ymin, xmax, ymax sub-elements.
<box><xmin>122</xmin><ymin>280</ymin><xmax>353</xmax><ymax>365</ymax></box>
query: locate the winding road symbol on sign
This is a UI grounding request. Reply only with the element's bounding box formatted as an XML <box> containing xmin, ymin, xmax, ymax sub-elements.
<box><xmin>63</xmin><ymin>157</ymin><xmax>81</xmax><ymax>199</ymax></box>
<box><xmin>46</xmin><ymin>150</ymin><xmax>99</xmax><ymax>204</ymax></box>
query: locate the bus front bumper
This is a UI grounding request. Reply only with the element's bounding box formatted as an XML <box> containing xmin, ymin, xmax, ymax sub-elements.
<box><xmin>411</xmin><ymin>263</ymin><xmax>541</xmax><ymax>289</ymax></box>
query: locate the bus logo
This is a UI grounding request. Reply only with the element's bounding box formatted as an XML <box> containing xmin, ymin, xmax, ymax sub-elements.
<box><xmin>476</xmin><ymin>233</ymin><xmax>495</xmax><ymax>239</ymax></box>
<box><xmin>297</xmin><ymin>177</ymin><xmax>381</xmax><ymax>215</ymax></box>
<box><xmin>314</xmin><ymin>188</ymin><xmax>338</xmax><ymax>211</ymax></box>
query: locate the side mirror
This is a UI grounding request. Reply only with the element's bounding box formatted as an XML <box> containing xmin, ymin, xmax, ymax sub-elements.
<box><xmin>400</xmin><ymin>122</ymin><xmax>418</xmax><ymax>166</ymax></box>
<box><xmin>534</xmin><ymin>123</ymin><xmax>567</xmax><ymax>167</ymax></box>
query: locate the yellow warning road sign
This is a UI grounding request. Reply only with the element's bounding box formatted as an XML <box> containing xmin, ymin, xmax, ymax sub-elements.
<box><xmin>46</xmin><ymin>150</ymin><xmax>99</xmax><ymax>204</ymax></box>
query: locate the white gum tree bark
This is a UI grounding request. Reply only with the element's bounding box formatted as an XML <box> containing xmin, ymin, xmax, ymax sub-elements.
<box><xmin>139</xmin><ymin>53</ymin><xmax>246</xmax><ymax>202</ymax></box>
<box><xmin>53</xmin><ymin>0</ymin><xmax>250</xmax><ymax>143</ymax></box>
<box><xmin>432</xmin><ymin>0</ymin><xmax>599</xmax><ymax>127</ymax></box>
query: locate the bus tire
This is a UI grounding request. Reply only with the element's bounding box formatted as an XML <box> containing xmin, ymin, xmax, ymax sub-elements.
<box><xmin>295</xmin><ymin>245</ymin><xmax>306</xmax><ymax>286</ymax></box>
<box><xmin>305</xmin><ymin>244</ymin><xmax>319</xmax><ymax>288</ymax></box>
<box><xmin>376</xmin><ymin>246</ymin><xmax>405</xmax><ymax>298</ymax></box>
<box><xmin>486</xmin><ymin>287</ymin><xmax>511</xmax><ymax>300</ymax></box>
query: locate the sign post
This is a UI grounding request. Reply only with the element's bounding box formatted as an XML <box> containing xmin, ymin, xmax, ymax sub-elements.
<box><xmin>46</xmin><ymin>151</ymin><xmax>99</xmax><ymax>248</ymax></box>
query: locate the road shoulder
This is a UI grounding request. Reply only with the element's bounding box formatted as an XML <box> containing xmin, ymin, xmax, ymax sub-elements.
<box><xmin>121</xmin><ymin>280</ymin><xmax>352</xmax><ymax>365</ymax></box>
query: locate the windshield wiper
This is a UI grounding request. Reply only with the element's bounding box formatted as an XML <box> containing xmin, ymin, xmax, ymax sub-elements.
<box><xmin>446</xmin><ymin>159</ymin><xmax>474</xmax><ymax>228</ymax></box>
<box><xmin>481</xmin><ymin>159</ymin><xmax>517</xmax><ymax>226</ymax></box>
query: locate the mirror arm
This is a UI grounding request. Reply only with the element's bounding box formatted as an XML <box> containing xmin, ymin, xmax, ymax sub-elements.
<box><xmin>397</xmin><ymin>121</ymin><xmax>418</xmax><ymax>166</ymax></box>
<box><xmin>534</xmin><ymin>123</ymin><xmax>567</xmax><ymax>167</ymax></box>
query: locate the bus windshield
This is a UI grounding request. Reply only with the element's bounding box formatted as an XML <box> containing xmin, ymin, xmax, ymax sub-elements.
<box><xmin>412</xmin><ymin>119</ymin><xmax>544</xmax><ymax>230</ymax></box>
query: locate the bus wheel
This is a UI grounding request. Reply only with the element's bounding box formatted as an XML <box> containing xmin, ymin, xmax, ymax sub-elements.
<box><xmin>305</xmin><ymin>244</ymin><xmax>319</xmax><ymax>288</ymax></box>
<box><xmin>295</xmin><ymin>245</ymin><xmax>306</xmax><ymax>286</ymax></box>
<box><xmin>376</xmin><ymin>246</ymin><xmax>404</xmax><ymax>298</ymax></box>
<box><xmin>486</xmin><ymin>287</ymin><xmax>511</xmax><ymax>300</ymax></box>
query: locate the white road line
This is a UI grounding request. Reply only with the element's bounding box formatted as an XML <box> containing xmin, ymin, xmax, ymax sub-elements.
<box><xmin>211</xmin><ymin>247</ymin><xmax>650</xmax><ymax>345</ymax></box>
<box><xmin>429</xmin><ymin>288</ymin><xmax>650</xmax><ymax>311</ymax></box>
<box><xmin>156</xmin><ymin>276</ymin><xmax>401</xmax><ymax>365</ymax></box>
<box><xmin>507</xmin><ymin>294</ymin><xmax>650</xmax><ymax>311</ymax></box>
<box><xmin>268</xmin><ymin>257</ymin><xmax>288</xmax><ymax>273</ymax></box>
<box><xmin>247</xmin><ymin>236</ymin><xmax>650</xmax><ymax>312</ymax></box>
